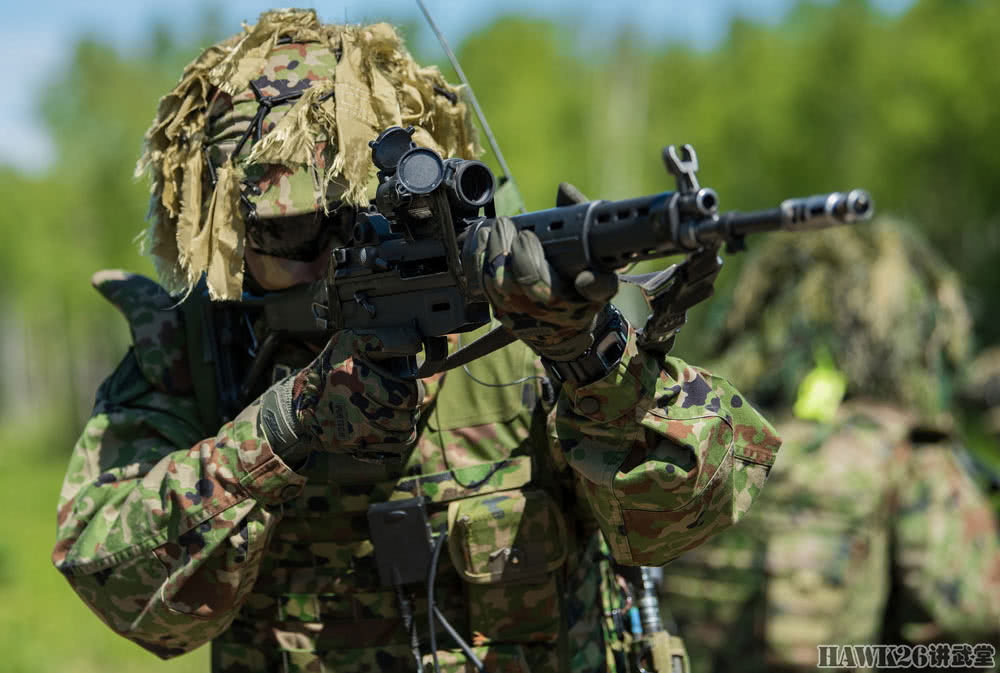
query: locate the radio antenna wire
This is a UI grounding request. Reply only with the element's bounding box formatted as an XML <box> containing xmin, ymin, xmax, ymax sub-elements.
<box><xmin>416</xmin><ymin>0</ymin><xmax>526</xmax><ymax>213</ymax></box>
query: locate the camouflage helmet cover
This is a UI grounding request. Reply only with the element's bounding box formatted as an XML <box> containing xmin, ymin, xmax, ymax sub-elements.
<box><xmin>704</xmin><ymin>217</ymin><xmax>972</xmax><ymax>426</ymax></box>
<box><xmin>136</xmin><ymin>9</ymin><xmax>480</xmax><ymax>300</ymax></box>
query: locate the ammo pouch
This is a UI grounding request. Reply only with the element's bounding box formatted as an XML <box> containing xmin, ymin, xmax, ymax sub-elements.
<box><xmin>446</xmin><ymin>489</ymin><xmax>569</xmax><ymax>646</ymax></box>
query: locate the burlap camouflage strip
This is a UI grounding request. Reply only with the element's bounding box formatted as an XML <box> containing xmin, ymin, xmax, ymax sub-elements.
<box><xmin>136</xmin><ymin>9</ymin><xmax>479</xmax><ymax>300</ymax></box>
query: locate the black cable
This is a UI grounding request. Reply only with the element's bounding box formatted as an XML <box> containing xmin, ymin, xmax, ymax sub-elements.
<box><xmin>433</xmin><ymin>607</ymin><xmax>484</xmax><ymax>671</ymax></box>
<box><xmin>441</xmin><ymin>444</ymin><xmax>505</xmax><ymax>490</ymax></box>
<box><xmin>394</xmin><ymin>580</ymin><xmax>422</xmax><ymax>673</ymax></box>
<box><xmin>428</xmin><ymin>528</ymin><xmax>446</xmax><ymax>673</ymax></box>
<box><xmin>426</xmin><ymin>528</ymin><xmax>485</xmax><ymax>673</ymax></box>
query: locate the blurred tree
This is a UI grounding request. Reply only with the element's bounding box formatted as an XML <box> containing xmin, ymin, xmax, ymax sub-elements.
<box><xmin>648</xmin><ymin>0</ymin><xmax>1000</xmax><ymax>359</ymax></box>
<box><xmin>454</xmin><ymin>17</ymin><xmax>599</xmax><ymax>210</ymax></box>
<box><xmin>0</xmin><ymin>14</ymin><xmax>224</xmax><ymax>437</ymax></box>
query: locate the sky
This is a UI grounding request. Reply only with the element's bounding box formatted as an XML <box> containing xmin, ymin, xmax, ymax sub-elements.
<box><xmin>1</xmin><ymin>0</ymin><xmax>913</xmax><ymax>173</ymax></box>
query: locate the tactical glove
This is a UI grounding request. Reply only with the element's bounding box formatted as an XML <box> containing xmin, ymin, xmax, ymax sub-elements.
<box><xmin>258</xmin><ymin>330</ymin><xmax>420</xmax><ymax>464</ymax></box>
<box><xmin>479</xmin><ymin>215</ymin><xmax>619</xmax><ymax>361</ymax></box>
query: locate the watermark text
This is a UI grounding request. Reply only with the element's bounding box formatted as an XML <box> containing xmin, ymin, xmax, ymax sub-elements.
<box><xmin>817</xmin><ymin>643</ymin><xmax>996</xmax><ymax>669</ymax></box>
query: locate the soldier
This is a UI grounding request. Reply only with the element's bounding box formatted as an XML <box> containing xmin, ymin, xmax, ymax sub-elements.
<box><xmin>957</xmin><ymin>348</ymin><xmax>1000</xmax><ymax>509</ymax></box>
<box><xmin>661</xmin><ymin>218</ymin><xmax>1000</xmax><ymax>673</ymax></box>
<box><xmin>51</xmin><ymin>10</ymin><xmax>778</xmax><ymax>673</ymax></box>
<box><xmin>962</xmin><ymin>346</ymin><xmax>1000</xmax><ymax>444</ymax></box>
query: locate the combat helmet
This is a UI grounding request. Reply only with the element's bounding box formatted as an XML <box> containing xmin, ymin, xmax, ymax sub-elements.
<box><xmin>136</xmin><ymin>9</ymin><xmax>479</xmax><ymax>300</ymax></box>
<box><xmin>704</xmin><ymin>217</ymin><xmax>972</xmax><ymax>427</ymax></box>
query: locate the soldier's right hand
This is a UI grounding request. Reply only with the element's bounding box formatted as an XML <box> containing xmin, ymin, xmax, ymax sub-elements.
<box><xmin>258</xmin><ymin>330</ymin><xmax>420</xmax><ymax>463</ymax></box>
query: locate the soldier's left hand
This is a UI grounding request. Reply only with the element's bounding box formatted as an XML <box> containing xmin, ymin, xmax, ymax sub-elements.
<box><xmin>478</xmin><ymin>216</ymin><xmax>618</xmax><ymax>361</ymax></box>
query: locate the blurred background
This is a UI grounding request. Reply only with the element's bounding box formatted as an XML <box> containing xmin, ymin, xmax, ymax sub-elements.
<box><xmin>1</xmin><ymin>0</ymin><xmax>998</xmax><ymax>670</ymax></box>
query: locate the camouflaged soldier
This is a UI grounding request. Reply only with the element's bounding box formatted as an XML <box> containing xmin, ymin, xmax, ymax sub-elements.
<box><xmin>661</xmin><ymin>218</ymin><xmax>1000</xmax><ymax>673</ymax></box>
<box><xmin>962</xmin><ymin>346</ymin><xmax>1000</xmax><ymax>443</ymax></box>
<box><xmin>51</xmin><ymin>10</ymin><xmax>779</xmax><ymax>673</ymax></box>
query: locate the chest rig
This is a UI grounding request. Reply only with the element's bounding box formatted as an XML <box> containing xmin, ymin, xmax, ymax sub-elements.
<box><xmin>182</xmin><ymin>293</ymin><xmax>595</xmax><ymax>673</ymax></box>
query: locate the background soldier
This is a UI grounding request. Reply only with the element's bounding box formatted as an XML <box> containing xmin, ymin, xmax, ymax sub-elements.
<box><xmin>962</xmin><ymin>347</ymin><xmax>1000</xmax><ymax>444</ymax></box>
<box><xmin>660</xmin><ymin>217</ymin><xmax>1000</xmax><ymax>672</ymax></box>
<box><xmin>51</xmin><ymin>10</ymin><xmax>777</xmax><ymax>672</ymax></box>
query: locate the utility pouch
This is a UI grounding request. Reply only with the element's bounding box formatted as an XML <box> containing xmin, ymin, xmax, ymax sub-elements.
<box><xmin>447</xmin><ymin>490</ymin><xmax>567</xmax><ymax>583</ymax></box>
<box><xmin>446</xmin><ymin>490</ymin><xmax>569</xmax><ymax>644</ymax></box>
<box><xmin>368</xmin><ymin>496</ymin><xmax>433</xmax><ymax>586</ymax></box>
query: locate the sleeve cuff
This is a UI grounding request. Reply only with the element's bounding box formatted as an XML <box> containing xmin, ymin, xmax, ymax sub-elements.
<box><xmin>560</xmin><ymin>326</ymin><xmax>660</xmax><ymax>423</ymax></box>
<box><xmin>226</xmin><ymin>402</ymin><xmax>307</xmax><ymax>505</ymax></box>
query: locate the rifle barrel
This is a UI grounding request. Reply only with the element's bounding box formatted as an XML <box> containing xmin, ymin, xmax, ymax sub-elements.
<box><xmin>723</xmin><ymin>189</ymin><xmax>873</xmax><ymax>236</ymax></box>
<box><xmin>509</xmin><ymin>189</ymin><xmax>873</xmax><ymax>275</ymax></box>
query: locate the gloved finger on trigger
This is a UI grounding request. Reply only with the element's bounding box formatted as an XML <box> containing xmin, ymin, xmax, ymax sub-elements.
<box><xmin>366</xmin><ymin>412</ymin><xmax>421</xmax><ymax>436</ymax></box>
<box><xmin>574</xmin><ymin>269</ymin><xmax>619</xmax><ymax>303</ymax></box>
<box><xmin>356</xmin><ymin>364</ymin><xmax>421</xmax><ymax>409</ymax></box>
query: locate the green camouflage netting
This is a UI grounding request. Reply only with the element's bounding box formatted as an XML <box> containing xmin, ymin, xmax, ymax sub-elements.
<box><xmin>704</xmin><ymin>217</ymin><xmax>972</xmax><ymax>426</ymax></box>
<box><xmin>136</xmin><ymin>9</ymin><xmax>479</xmax><ymax>300</ymax></box>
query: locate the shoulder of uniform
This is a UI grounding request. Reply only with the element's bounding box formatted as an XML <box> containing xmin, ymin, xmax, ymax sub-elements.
<box><xmin>658</xmin><ymin>355</ymin><xmax>781</xmax><ymax>467</ymax></box>
<box><xmin>91</xmin><ymin>269</ymin><xmax>193</xmax><ymax>395</ymax></box>
<box><xmin>92</xmin><ymin>269</ymin><xmax>175</xmax><ymax>310</ymax></box>
<box><xmin>664</xmin><ymin>356</ymin><xmax>759</xmax><ymax>415</ymax></box>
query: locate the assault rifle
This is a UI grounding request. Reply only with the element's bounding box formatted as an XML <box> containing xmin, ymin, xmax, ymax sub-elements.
<box><xmin>295</xmin><ymin>126</ymin><xmax>872</xmax><ymax>379</ymax></box>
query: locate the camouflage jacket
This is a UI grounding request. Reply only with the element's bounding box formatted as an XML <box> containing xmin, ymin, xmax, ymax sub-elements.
<box><xmin>661</xmin><ymin>401</ymin><xmax>1000</xmax><ymax>673</ymax></box>
<box><xmin>52</xmin><ymin>271</ymin><xmax>780</xmax><ymax>673</ymax></box>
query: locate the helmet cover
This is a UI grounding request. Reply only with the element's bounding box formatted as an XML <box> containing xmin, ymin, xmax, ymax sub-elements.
<box><xmin>704</xmin><ymin>217</ymin><xmax>971</xmax><ymax>425</ymax></box>
<box><xmin>136</xmin><ymin>9</ymin><xmax>479</xmax><ymax>299</ymax></box>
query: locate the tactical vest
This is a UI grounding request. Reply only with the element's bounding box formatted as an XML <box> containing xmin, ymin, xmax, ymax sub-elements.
<box><xmin>100</xmin><ymin>273</ymin><xmax>686</xmax><ymax>673</ymax></box>
<box><xmin>174</xmin><ymin>289</ymin><xmax>603</xmax><ymax>673</ymax></box>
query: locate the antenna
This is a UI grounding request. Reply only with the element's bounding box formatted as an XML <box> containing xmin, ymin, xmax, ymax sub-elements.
<box><xmin>416</xmin><ymin>0</ymin><xmax>526</xmax><ymax>214</ymax></box>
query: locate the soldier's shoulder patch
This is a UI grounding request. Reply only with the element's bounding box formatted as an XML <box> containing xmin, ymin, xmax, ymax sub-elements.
<box><xmin>92</xmin><ymin>269</ymin><xmax>192</xmax><ymax>395</ymax></box>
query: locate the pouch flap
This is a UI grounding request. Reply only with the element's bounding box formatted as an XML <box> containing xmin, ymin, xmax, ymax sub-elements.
<box><xmin>447</xmin><ymin>489</ymin><xmax>567</xmax><ymax>584</ymax></box>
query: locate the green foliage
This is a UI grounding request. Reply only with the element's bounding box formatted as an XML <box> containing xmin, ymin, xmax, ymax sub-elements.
<box><xmin>454</xmin><ymin>17</ymin><xmax>599</xmax><ymax>211</ymax></box>
<box><xmin>40</xmin><ymin>38</ymin><xmax>175</xmax><ymax>284</ymax></box>
<box><xmin>0</xmin><ymin>18</ymin><xmax>227</xmax><ymax>434</ymax></box>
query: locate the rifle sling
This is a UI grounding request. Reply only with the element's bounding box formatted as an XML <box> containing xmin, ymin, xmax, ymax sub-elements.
<box><xmin>417</xmin><ymin>326</ymin><xmax>517</xmax><ymax>378</ymax></box>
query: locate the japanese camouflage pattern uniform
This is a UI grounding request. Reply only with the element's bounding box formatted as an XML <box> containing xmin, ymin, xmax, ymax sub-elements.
<box><xmin>136</xmin><ymin>10</ymin><xmax>479</xmax><ymax>301</ymax></box>
<box><xmin>51</xmin><ymin>11</ymin><xmax>780</xmax><ymax>673</ymax></box>
<box><xmin>660</xmin><ymin>219</ymin><xmax>1000</xmax><ymax>673</ymax></box>
<box><xmin>55</xmin><ymin>271</ymin><xmax>776</xmax><ymax>673</ymax></box>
